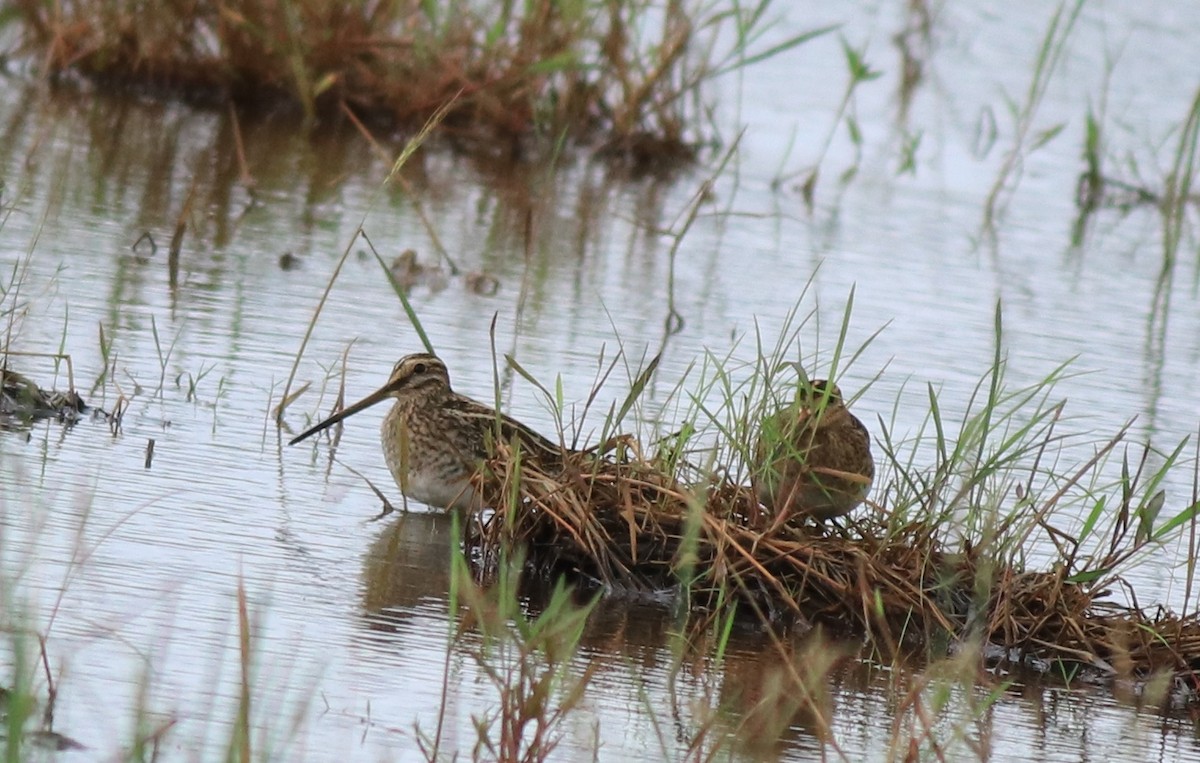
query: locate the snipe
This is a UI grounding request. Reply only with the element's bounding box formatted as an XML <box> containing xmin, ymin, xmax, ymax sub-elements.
<box><xmin>289</xmin><ymin>353</ymin><xmax>566</xmax><ymax>511</ymax></box>
<box><xmin>753</xmin><ymin>379</ymin><xmax>874</xmax><ymax>528</ymax></box>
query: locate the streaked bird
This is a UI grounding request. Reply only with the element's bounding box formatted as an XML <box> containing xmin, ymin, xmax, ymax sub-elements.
<box><xmin>289</xmin><ymin>353</ymin><xmax>566</xmax><ymax>511</ymax></box>
<box><xmin>753</xmin><ymin>379</ymin><xmax>874</xmax><ymax>528</ymax></box>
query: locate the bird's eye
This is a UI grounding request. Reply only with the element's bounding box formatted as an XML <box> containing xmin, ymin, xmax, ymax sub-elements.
<box><xmin>413</xmin><ymin>362</ymin><xmax>427</xmax><ymax>375</ymax></box>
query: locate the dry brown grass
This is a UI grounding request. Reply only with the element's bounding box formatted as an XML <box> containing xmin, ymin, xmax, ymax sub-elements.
<box><xmin>465</xmin><ymin>441</ymin><xmax>1200</xmax><ymax>704</ymax></box>
<box><xmin>7</xmin><ymin>0</ymin><xmax>818</xmax><ymax>169</ymax></box>
<box><xmin>0</xmin><ymin>365</ymin><xmax>86</xmax><ymax>422</ymax></box>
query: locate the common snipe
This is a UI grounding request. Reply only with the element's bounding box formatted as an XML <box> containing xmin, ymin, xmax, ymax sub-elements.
<box><xmin>289</xmin><ymin>353</ymin><xmax>565</xmax><ymax>511</ymax></box>
<box><xmin>753</xmin><ymin>379</ymin><xmax>874</xmax><ymax>526</ymax></box>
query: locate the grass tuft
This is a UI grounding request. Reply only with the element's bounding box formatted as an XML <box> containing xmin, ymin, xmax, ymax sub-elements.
<box><xmin>9</xmin><ymin>0</ymin><xmax>832</xmax><ymax>170</ymax></box>
<box><xmin>456</xmin><ymin>304</ymin><xmax>1200</xmax><ymax>706</ymax></box>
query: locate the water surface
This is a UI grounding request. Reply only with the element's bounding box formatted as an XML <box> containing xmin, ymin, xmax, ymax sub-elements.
<box><xmin>2</xmin><ymin>1</ymin><xmax>1200</xmax><ymax>759</ymax></box>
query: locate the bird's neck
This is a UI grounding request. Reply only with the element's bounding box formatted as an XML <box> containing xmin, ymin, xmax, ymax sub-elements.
<box><xmin>396</xmin><ymin>384</ymin><xmax>455</xmax><ymax>411</ymax></box>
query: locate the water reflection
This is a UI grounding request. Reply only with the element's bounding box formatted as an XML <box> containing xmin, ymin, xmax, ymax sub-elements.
<box><xmin>361</xmin><ymin>511</ymin><xmax>455</xmax><ymax>623</ymax></box>
<box><xmin>3</xmin><ymin>2</ymin><xmax>1200</xmax><ymax>758</ymax></box>
<box><xmin>355</xmin><ymin>508</ymin><xmax>844</xmax><ymax>760</ymax></box>
<box><xmin>350</xmin><ymin>508</ymin><xmax>1200</xmax><ymax>761</ymax></box>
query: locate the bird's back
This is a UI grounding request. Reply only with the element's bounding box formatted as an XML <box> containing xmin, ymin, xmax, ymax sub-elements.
<box><xmin>381</xmin><ymin>392</ymin><xmax>567</xmax><ymax>511</ymax></box>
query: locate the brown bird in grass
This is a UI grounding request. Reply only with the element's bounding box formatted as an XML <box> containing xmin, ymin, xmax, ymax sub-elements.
<box><xmin>753</xmin><ymin>379</ymin><xmax>874</xmax><ymax>529</ymax></box>
<box><xmin>289</xmin><ymin>353</ymin><xmax>567</xmax><ymax>511</ymax></box>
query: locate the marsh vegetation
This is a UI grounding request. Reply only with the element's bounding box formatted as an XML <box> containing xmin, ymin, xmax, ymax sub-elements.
<box><xmin>0</xmin><ymin>1</ymin><xmax>1199</xmax><ymax>760</ymax></box>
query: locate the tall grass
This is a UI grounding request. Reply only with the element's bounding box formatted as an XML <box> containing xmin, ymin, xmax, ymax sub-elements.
<box><xmin>10</xmin><ymin>0</ymin><xmax>832</xmax><ymax>168</ymax></box>
<box><xmin>416</xmin><ymin>526</ymin><xmax>597</xmax><ymax>763</ymax></box>
<box><xmin>981</xmin><ymin>0</ymin><xmax>1085</xmax><ymax>231</ymax></box>
<box><xmin>1073</xmin><ymin>83</ymin><xmax>1200</xmax><ymax>270</ymax></box>
<box><xmin>1160</xmin><ymin>87</ymin><xmax>1200</xmax><ymax>271</ymax></box>
<box><xmin>452</xmin><ymin>286</ymin><xmax>1200</xmax><ymax>714</ymax></box>
<box><xmin>770</xmin><ymin>36</ymin><xmax>883</xmax><ymax>205</ymax></box>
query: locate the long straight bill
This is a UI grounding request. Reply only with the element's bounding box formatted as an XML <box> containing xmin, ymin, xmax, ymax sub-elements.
<box><xmin>288</xmin><ymin>385</ymin><xmax>392</xmax><ymax>445</ymax></box>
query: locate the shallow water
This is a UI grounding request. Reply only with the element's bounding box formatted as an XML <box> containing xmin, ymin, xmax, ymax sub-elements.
<box><xmin>2</xmin><ymin>1</ymin><xmax>1200</xmax><ymax>760</ymax></box>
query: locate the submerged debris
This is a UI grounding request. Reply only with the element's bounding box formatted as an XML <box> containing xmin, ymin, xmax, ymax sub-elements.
<box><xmin>0</xmin><ymin>368</ymin><xmax>87</xmax><ymax>424</ymax></box>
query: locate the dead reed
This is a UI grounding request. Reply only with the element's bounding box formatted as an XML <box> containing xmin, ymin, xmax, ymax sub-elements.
<box><xmin>465</xmin><ymin>439</ymin><xmax>1200</xmax><ymax>704</ymax></box>
<box><xmin>7</xmin><ymin>0</ymin><xmax>829</xmax><ymax>169</ymax></box>
<box><xmin>0</xmin><ymin>365</ymin><xmax>87</xmax><ymax>423</ymax></box>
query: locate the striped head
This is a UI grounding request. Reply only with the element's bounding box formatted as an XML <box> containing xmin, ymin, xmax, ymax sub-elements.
<box><xmin>288</xmin><ymin>353</ymin><xmax>452</xmax><ymax>445</ymax></box>
<box><xmin>800</xmin><ymin>379</ymin><xmax>844</xmax><ymax>408</ymax></box>
<box><xmin>381</xmin><ymin>353</ymin><xmax>453</xmax><ymax>404</ymax></box>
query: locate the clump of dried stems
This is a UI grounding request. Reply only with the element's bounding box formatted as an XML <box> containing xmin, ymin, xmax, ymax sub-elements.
<box><xmin>9</xmin><ymin>0</ymin><xmax>829</xmax><ymax>169</ymax></box>
<box><xmin>464</xmin><ymin>330</ymin><xmax>1200</xmax><ymax>705</ymax></box>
